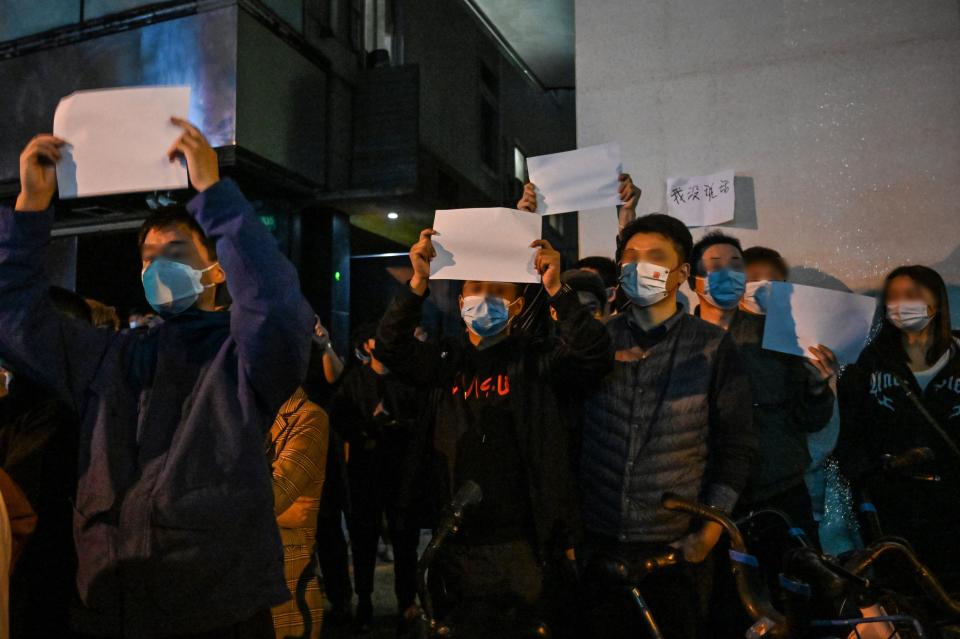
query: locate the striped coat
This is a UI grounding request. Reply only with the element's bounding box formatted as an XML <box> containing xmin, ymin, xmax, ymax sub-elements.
<box><xmin>267</xmin><ymin>388</ymin><xmax>329</xmax><ymax>639</ymax></box>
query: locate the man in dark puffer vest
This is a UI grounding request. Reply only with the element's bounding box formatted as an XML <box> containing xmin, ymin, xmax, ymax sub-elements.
<box><xmin>578</xmin><ymin>214</ymin><xmax>756</xmax><ymax>639</ymax></box>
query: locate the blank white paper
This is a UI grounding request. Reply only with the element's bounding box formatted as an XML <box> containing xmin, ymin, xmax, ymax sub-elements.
<box><xmin>53</xmin><ymin>86</ymin><xmax>191</xmax><ymax>198</ymax></box>
<box><xmin>762</xmin><ymin>282</ymin><xmax>877</xmax><ymax>366</ymax></box>
<box><xmin>430</xmin><ymin>208</ymin><xmax>541</xmax><ymax>283</ymax></box>
<box><xmin>527</xmin><ymin>143</ymin><xmax>622</xmax><ymax>216</ymax></box>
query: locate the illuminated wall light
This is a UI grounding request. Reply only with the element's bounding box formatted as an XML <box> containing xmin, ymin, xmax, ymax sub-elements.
<box><xmin>387</xmin><ymin>211</ymin><xmax>399</xmax><ymax>220</ymax></box>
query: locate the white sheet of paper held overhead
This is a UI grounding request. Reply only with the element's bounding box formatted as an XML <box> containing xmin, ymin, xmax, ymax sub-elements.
<box><xmin>526</xmin><ymin>143</ymin><xmax>622</xmax><ymax>216</ymax></box>
<box><xmin>430</xmin><ymin>208</ymin><xmax>541</xmax><ymax>283</ymax></box>
<box><xmin>666</xmin><ymin>169</ymin><xmax>735</xmax><ymax>227</ymax></box>
<box><xmin>53</xmin><ymin>86</ymin><xmax>191</xmax><ymax>198</ymax></box>
<box><xmin>762</xmin><ymin>282</ymin><xmax>877</xmax><ymax>366</ymax></box>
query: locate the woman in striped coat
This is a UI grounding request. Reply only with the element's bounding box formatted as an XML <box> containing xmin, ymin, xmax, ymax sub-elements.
<box><xmin>268</xmin><ymin>387</ymin><xmax>330</xmax><ymax>639</ymax></box>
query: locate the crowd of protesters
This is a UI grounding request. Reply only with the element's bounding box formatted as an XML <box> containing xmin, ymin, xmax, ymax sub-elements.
<box><xmin>0</xmin><ymin>121</ymin><xmax>956</xmax><ymax>639</ymax></box>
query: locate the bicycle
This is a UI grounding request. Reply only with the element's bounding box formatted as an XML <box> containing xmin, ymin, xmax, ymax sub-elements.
<box><xmin>415</xmin><ymin>481</ymin><xmax>551</xmax><ymax>639</ymax></box>
<box><xmin>660</xmin><ymin>489</ymin><xmax>960</xmax><ymax>638</ymax></box>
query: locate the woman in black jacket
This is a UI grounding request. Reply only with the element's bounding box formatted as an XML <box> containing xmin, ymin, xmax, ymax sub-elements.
<box><xmin>836</xmin><ymin>265</ymin><xmax>960</xmax><ymax>588</ymax></box>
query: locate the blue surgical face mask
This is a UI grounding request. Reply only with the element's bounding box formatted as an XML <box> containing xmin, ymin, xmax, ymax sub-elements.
<box><xmin>700</xmin><ymin>269</ymin><xmax>746</xmax><ymax>310</ymax></box>
<box><xmin>619</xmin><ymin>262</ymin><xmax>671</xmax><ymax>307</ymax></box>
<box><xmin>142</xmin><ymin>258</ymin><xmax>219</xmax><ymax>315</ymax></box>
<box><xmin>460</xmin><ymin>295</ymin><xmax>515</xmax><ymax>338</ymax></box>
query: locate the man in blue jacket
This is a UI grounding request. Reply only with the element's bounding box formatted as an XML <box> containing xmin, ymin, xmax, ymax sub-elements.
<box><xmin>0</xmin><ymin>121</ymin><xmax>314</xmax><ymax>638</ymax></box>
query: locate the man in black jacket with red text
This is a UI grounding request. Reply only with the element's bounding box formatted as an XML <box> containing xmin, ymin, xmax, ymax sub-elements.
<box><xmin>375</xmin><ymin>229</ymin><xmax>612</xmax><ymax>637</ymax></box>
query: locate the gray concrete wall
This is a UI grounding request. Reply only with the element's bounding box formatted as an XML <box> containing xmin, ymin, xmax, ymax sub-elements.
<box><xmin>576</xmin><ymin>0</ymin><xmax>960</xmax><ymax>321</ymax></box>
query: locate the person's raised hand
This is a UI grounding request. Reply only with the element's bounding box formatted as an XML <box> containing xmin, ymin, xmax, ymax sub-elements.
<box><xmin>313</xmin><ymin>317</ymin><xmax>332</xmax><ymax>350</ymax></box>
<box><xmin>409</xmin><ymin>229</ymin><xmax>438</xmax><ymax>296</ymax></box>
<box><xmin>167</xmin><ymin>117</ymin><xmax>219</xmax><ymax>192</ymax></box>
<box><xmin>617</xmin><ymin>173</ymin><xmax>641</xmax><ymax>230</ymax></box>
<box><xmin>16</xmin><ymin>134</ymin><xmax>66</xmax><ymax>211</ymax></box>
<box><xmin>531</xmin><ymin>239</ymin><xmax>562</xmax><ymax>297</ymax></box>
<box><xmin>517</xmin><ymin>182</ymin><xmax>538</xmax><ymax>212</ymax></box>
<box><xmin>805</xmin><ymin>344</ymin><xmax>838</xmax><ymax>393</ymax></box>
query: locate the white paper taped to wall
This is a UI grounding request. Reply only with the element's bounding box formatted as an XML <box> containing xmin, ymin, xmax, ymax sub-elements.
<box><xmin>762</xmin><ymin>281</ymin><xmax>877</xmax><ymax>366</ymax></box>
<box><xmin>53</xmin><ymin>86</ymin><xmax>191</xmax><ymax>198</ymax></box>
<box><xmin>430</xmin><ymin>208</ymin><xmax>541</xmax><ymax>283</ymax></box>
<box><xmin>666</xmin><ymin>169</ymin><xmax>735</xmax><ymax>227</ymax></box>
<box><xmin>527</xmin><ymin>143</ymin><xmax>622</xmax><ymax>215</ymax></box>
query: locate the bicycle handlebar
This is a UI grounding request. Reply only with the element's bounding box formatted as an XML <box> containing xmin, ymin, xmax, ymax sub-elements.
<box><xmin>844</xmin><ymin>541</ymin><xmax>960</xmax><ymax>617</ymax></box>
<box><xmin>660</xmin><ymin>493</ymin><xmax>791</xmax><ymax>637</ymax></box>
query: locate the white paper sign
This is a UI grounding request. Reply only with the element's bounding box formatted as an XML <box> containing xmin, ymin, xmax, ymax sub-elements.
<box><xmin>53</xmin><ymin>86</ymin><xmax>191</xmax><ymax>198</ymax></box>
<box><xmin>527</xmin><ymin>143</ymin><xmax>622</xmax><ymax>216</ymax></box>
<box><xmin>430</xmin><ymin>208</ymin><xmax>541</xmax><ymax>283</ymax></box>
<box><xmin>666</xmin><ymin>169</ymin><xmax>735</xmax><ymax>227</ymax></box>
<box><xmin>762</xmin><ymin>282</ymin><xmax>877</xmax><ymax>366</ymax></box>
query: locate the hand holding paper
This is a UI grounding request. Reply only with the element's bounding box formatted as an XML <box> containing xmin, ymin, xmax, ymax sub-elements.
<box><xmin>409</xmin><ymin>229</ymin><xmax>439</xmax><ymax>295</ymax></box>
<box><xmin>53</xmin><ymin>85</ymin><xmax>191</xmax><ymax>198</ymax></box>
<box><xmin>166</xmin><ymin>117</ymin><xmax>220</xmax><ymax>193</ymax></box>
<box><xmin>762</xmin><ymin>282</ymin><xmax>877</xmax><ymax>366</ymax></box>
<box><xmin>531</xmin><ymin>239</ymin><xmax>562</xmax><ymax>296</ymax></box>
<box><xmin>15</xmin><ymin>134</ymin><xmax>66</xmax><ymax>212</ymax></box>
<box><xmin>429</xmin><ymin>208</ymin><xmax>541</xmax><ymax>284</ymax></box>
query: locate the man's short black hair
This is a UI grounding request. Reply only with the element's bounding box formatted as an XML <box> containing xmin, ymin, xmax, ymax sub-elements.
<box><xmin>687</xmin><ymin>231</ymin><xmax>743</xmax><ymax>288</ymax></box>
<box><xmin>743</xmin><ymin>246</ymin><xmax>789</xmax><ymax>279</ymax></box>
<box><xmin>574</xmin><ymin>256</ymin><xmax>618</xmax><ymax>289</ymax></box>
<box><xmin>138</xmin><ymin>208</ymin><xmax>218</xmax><ymax>261</ymax></box>
<box><xmin>561</xmin><ymin>269</ymin><xmax>606</xmax><ymax>307</ymax></box>
<box><xmin>616</xmin><ymin>214</ymin><xmax>693</xmax><ymax>267</ymax></box>
<box><xmin>352</xmin><ymin>321</ymin><xmax>379</xmax><ymax>351</ymax></box>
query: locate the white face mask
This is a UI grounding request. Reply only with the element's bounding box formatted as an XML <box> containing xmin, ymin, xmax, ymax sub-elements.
<box><xmin>619</xmin><ymin>262</ymin><xmax>671</xmax><ymax>307</ymax></box>
<box><xmin>741</xmin><ymin>280</ymin><xmax>772</xmax><ymax>315</ymax></box>
<box><xmin>886</xmin><ymin>301</ymin><xmax>933</xmax><ymax>333</ymax></box>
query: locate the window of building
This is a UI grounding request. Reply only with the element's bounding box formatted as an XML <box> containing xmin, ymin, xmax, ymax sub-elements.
<box><xmin>513</xmin><ymin>146</ymin><xmax>527</xmax><ymax>183</ymax></box>
<box><xmin>480</xmin><ymin>98</ymin><xmax>499</xmax><ymax>172</ymax></box>
<box><xmin>359</xmin><ymin>0</ymin><xmax>393</xmax><ymax>56</ymax></box>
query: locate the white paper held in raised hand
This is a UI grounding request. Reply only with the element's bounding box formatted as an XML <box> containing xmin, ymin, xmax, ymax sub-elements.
<box><xmin>53</xmin><ymin>86</ymin><xmax>191</xmax><ymax>198</ymax></box>
<box><xmin>666</xmin><ymin>169</ymin><xmax>735</xmax><ymax>227</ymax></box>
<box><xmin>526</xmin><ymin>143</ymin><xmax>622</xmax><ymax>216</ymax></box>
<box><xmin>430</xmin><ymin>208</ymin><xmax>541</xmax><ymax>284</ymax></box>
<box><xmin>762</xmin><ymin>282</ymin><xmax>877</xmax><ymax>366</ymax></box>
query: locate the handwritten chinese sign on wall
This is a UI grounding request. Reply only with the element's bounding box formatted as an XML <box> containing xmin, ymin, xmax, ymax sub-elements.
<box><xmin>666</xmin><ymin>169</ymin><xmax>735</xmax><ymax>227</ymax></box>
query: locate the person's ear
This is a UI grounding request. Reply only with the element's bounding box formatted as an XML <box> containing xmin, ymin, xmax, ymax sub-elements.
<box><xmin>510</xmin><ymin>296</ymin><xmax>525</xmax><ymax>317</ymax></box>
<box><xmin>676</xmin><ymin>263</ymin><xmax>692</xmax><ymax>289</ymax></box>
<box><xmin>693</xmin><ymin>276</ymin><xmax>707</xmax><ymax>295</ymax></box>
<box><xmin>209</xmin><ymin>263</ymin><xmax>226</xmax><ymax>285</ymax></box>
<box><xmin>458</xmin><ymin>295</ymin><xmax>464</xmax><ymax>312</ymax></box>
